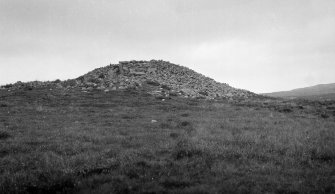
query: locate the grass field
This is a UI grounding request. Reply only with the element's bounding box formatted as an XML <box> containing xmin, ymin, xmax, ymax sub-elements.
<box><xmin>0</xmin><ymin>87</ymin><xmax>334</xmax><ymax>193</ymax></box>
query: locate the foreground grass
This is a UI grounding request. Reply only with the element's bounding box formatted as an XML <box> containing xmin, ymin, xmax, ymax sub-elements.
<box><xmin>0</xmin><ymin>88</ymin><xmax>334</xmax><ymax>193</ymax></box>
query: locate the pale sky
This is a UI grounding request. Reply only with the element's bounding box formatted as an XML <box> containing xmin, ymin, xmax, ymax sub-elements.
<box><xmin>1</xmin><ymin>0</ymin><xmax>335</xmax><ymax>93</ymax></box>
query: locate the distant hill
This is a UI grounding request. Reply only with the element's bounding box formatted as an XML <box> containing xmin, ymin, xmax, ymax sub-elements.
<box><xmin>263</xmin><ymin>83</ymin><xmax>335</xmax><ymax>100</ymax></box>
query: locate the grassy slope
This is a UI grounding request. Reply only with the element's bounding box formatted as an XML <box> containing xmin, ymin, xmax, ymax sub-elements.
<box><xmin>295</xmin><ymin>93</ymin><xmax>335</xmax><ymax>101</ymax></box>
<box><xmin>0</xmin><ymin>87</ymin><xmax>334</xmax><ymax>193</ymax></box>
<box><xmin>262</xmin><ymin>83</ymin><xmax>335</xmax><ymax>100</ymax></box>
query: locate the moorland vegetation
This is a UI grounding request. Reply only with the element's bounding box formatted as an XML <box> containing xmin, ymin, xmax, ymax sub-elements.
<box><xmin>0</xmin><ymin>61</ymin><xmax>334</xmax><ymax>193</ymax></box>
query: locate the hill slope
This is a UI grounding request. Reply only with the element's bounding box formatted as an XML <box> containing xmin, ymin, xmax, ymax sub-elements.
<box><xmin>263</xmin><ymin>83</ymin><xmax>335</xmax><ymax>100</ymax></box>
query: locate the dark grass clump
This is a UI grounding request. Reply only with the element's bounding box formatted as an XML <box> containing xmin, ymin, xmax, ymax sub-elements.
<box><xmin>155</xmin><ymin>95</ymin><xmax>165</xmax><ymax>100</ymax></box>
<box><xmin>146</xmin><ymin>80</ymin><xmax>160</xmax><ymax>86</ymax></box>
<box><xmin>180</xmin><ymin>113</ymin><xmax>190</xmax><ymax>117</ymax></box>
<box><xmin>172</xmin><ymin>139</ymin><xmax>204</xmax><ymax>160</ymax></box>
<box><xmin>278</xmin><ymin>107</ymin><xmax>293</xmax><ymax>113</ymax></box>
<box><xmin>321</xmin><ymin>113</ymin><xmax>329</xmax><ymax>119</ymax></box>
<box><xmin>0</xmin><ymin>130</ymin><xmax>10</xmax><ymax>140</ymax></box>
<box><xmin>177</xmin><ymin>120</ymin><xmax>195</xmax><ymax>134</ymax></box>
<box><xmin>161</xmin><ymin>84</ymin><xmax>171</xmax><ymax>90</ymax></box>
<box><xmin>160</xmin><ymin>122</ymin><xmax>173</xmax><ymax>129</ymax></box>
<box><xmin>178</xmin><ymin>121</ymin><xmax>192</xmax><ymax>127</ymax></box>
<box><xmin>0</xmin><ymin>103</ymin><xmax>8</xmax><ymax>107</ymax></box>
<box><xmin>169</xmin><ymin>132</ymin><xmax>179</xmax><ymax>139</ymax></box>
<box><xmin>161</xmin><ymin>178</ymin><xmax>191</xmax><ymax>189</ymax></box>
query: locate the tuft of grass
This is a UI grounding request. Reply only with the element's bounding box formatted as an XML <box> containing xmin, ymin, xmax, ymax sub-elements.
<box><xmin>146</xmin><ymin>80</ymin><xmax>160</xmax><ymax>86</ymax></box>
<box><xmin>169</xmin><ymin>132</ymin><xmax>179</xmax><ymax>139</ymax></box>
<box><xmin>177</xmin><ymin>120</ymin><xmax>195</xmax><ymax>134</ymax></box>
<box><xmin>180</xmin><ymin>113</ymin><xmax>190</xmax><ymax>117</ymax></box>
<box><xmin>178</xmin><ymin>121</ymin><xmax>192</xmax><ymax>127</ymax></box>
<box><xmin>0</xmin><ymin>103</ymin><xmax>8</xmax><ymax>107</ymax></box>
<box><xmin>160</xmin><ymin>122</ymin><xmax>172</xmax><ymax>129</ymax></box>
<box><xmin>172</xmin><ymin>138</ymin><xmax>206</xmax><ymax>160</ymax></box>
<box><xmin>161</xmin><ymin>177</ymin><xmax>192</xmax><ymax>189</ymax></box>
<box><xmin>321</xmin><ymin>113</ymin><xmax>329</xmax><ymax>119</ymax></box>
<box><xmin>161</xmin><ymin>84</ymin><xmax>171</xmax><ymax>90</ymax></box>
<box><xmin>0</xmin><ymin>130</ymin><xmax>10</xmax><ymax>140</ymax></box>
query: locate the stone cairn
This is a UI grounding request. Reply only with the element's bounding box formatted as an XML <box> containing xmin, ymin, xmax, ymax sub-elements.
<box><xmin>1</xmin><ymin>60</ymin><xmax>256</xmax><ymax>100</ymax></box>
<box><xmin>75</xmin><ymin>60</ymin><xmax>255</xmax><ymax>99</ymax></box>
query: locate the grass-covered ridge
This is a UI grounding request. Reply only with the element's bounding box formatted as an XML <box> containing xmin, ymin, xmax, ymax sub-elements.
<box><xmin>0</xmin><ymin>87</ymin><xmax>334</xmax><ymax>193</ymax></box>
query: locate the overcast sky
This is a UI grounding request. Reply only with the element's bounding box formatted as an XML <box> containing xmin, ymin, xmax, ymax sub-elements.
<box><xmin>1</xmin><ymin>0</ymin><xmax>334</xmax><ymax>93</ymax></box>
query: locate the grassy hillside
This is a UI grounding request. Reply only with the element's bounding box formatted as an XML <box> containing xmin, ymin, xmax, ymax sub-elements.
<box><xmin>295</xmin><ymin>93</ymin><xmax>335</xmax><ymax>101</ymax></box>
<box><xmin>0</xmin><ymin>87</ymin><xmax>334</xmax><ymax>193</ymax></box>
<box><xmin>263</xmin><ymin>83</ymin><xmax>335</xmax><ymax>100</ymax></box>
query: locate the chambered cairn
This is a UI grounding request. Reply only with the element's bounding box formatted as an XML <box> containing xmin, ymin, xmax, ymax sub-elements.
<box><xmin>1</xmin><ymin>60</ymin><xmax>256</xmax><ymax>100</ymax></box>
<box><xmin>75</xmin><ymin>60</ymin><xmax>255</xmax><ymax>99</ymax></box>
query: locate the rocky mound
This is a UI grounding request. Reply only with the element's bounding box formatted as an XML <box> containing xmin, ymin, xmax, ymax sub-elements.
<box><xmin>74</xmin><ymin>60</ymin><xmax>255</xmax><ymax>99</ymax></box>
<box><xmin>1</xmin><ymin>60</ymin><xmax>256</xmax><ymax>99</ymax></box>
